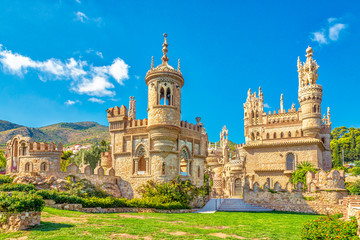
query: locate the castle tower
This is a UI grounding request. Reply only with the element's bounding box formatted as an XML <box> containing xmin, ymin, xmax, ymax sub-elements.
<box><xmin>243</xmin><ymin>87</ymin><xmax>264</xmax><ymax>142</ymax></box>
<box><xmin>298</xmin><ymin>46</ymin><xmax>322</xmax><ymax>138</ymax></box>
<box><xmin>145</xmin><ymin>33</ymin><xmax>184</xmax><ymax>151</ymax></box>
<box><xmin>128</xmin><ymin>96</ymin><xmax>136</xmax><ymax>119</ymax></box>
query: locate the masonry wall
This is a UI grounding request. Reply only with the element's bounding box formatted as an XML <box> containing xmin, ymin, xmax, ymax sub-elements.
<box><xmin>0</xmin><ymin>212</ymin><xmax>41</xmax><ymax>232</ymax></box>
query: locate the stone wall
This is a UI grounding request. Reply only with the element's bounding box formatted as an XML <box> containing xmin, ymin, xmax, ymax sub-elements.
<box><xmin>0</xmin><ymin>212</ymin><xmax>41</xmax><ymax>232</ymax></box>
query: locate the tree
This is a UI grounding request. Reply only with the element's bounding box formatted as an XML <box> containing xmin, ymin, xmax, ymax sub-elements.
<box><xmin>290</xmin><ymin>161</ymin><xmax>317</xmax><ymax>187</ymax></box>
<box><xmin>100</xmin><ymin>139</ymin><xmax>110</xmax><ymax>153</ymax></box>
<box><xmin>60</xmin><ymin>150</ymin><xmax>73</xmax><ymax>172</ymax></box>
<box><xmin>73</xmin><ymin>144</ymin><xmax>102</xmax><ymax>170</ymax></box>
<box><xmin>0</xmin><ymin>150</ymin><xmax>6</xmax><ymax>170</ymax></box>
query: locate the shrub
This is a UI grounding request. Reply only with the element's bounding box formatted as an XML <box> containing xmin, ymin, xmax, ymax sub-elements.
<box><xmin>0</xmin><ymin>183</ymin><xmax>36</xmax><ymax>192</ymax></box>
<box><xmin>0</xmin><ymin>191</ymin><xmax>44</xmax><ymax>213</ymax></box>
<box><xmin>0</xmin><ymin>175</ymin><xmax>14</xmax><ymax>184</ymax></box>
<box><xmin>301</xmin><ymin>215</ymin><xmax>359</xmax><ymax>240</ymax></box>
<box><xmin>346</xmin><ymin>180</ymin><xmax>360</xmax><ymax>195</ymax></box>
<box><xmin>350</xmin><ymin>167</ymin><xmax>360</xmax><ymax>176</ymax></box>
<box><xmin>64</xmin><ymin>176</ymin><xmax>110</xmax><ymax>198</ymax></box>
<box><xmin>290</xmin><ymin>161</ymin><xmax>317</xmax><ymax>188</ymax></box>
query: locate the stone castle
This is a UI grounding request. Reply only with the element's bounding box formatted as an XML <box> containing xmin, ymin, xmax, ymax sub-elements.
<box><xmin>5</xmin><ymin>35</ymin><xmax>336</xmax><ymax>202</ymax></box>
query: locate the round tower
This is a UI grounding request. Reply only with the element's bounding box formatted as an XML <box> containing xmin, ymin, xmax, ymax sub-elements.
<box><xmin>145</xmin><ymin>34</ymin><xmax>184</xmax><ymax>151</ymax></box>
<box><xmin>298</xmin><ymin>46</ymin><xmax>322</xmax><ymax>137</ymax></box>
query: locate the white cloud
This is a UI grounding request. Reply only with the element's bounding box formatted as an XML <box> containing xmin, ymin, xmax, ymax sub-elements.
<box><xmin>95</xmin><ymin>51</ymin><xmax>103</xmax><ymax>59</ymax></box>
<box><xmin>88</xmin><ymin>97</ymin><xmax>105</xmax><ymax>104</ymax></box>
<box><xmin>0</xmin><ymin>45</ymin><xmax>130</xmax><ymax>97</ymax></box>
<box><xmin>65</xmin><ymin>100</ymin><xmax>80</xmax><ymax>105</ymax></box>
<box><xmin>264</xmin><ymin>103</ymin><xmax>270</xmax><ymax>109</ymax></box>
<box><xmin>310</xmin><ymin>18</ymin><xmax>347</xmax><ymax>45</ymax></box>
<box><xmin>75</xmin><ymin>0</ymin><xmax>81</xmax><ymax>3</ymax></box>
<box><xmin>329</xmin><ymin>23</ymin><xmax>346</xmax><ymax>41</ymax></box>
<box><xmin>75</xmin><ymin>11</ymin><xmax>88</xmax><ymax>23</ymax></box>
<box><xmin>311</xmin><ymin>31</ymin><xmax>328</xmax><ymax>44</ymax></box>
<box><xmin>86</xmin><ymin>49</ymin><xmax>103</xmax><ymax>59</ymax></box>
<box><xmin>135</xmin><ymin>75</ymin><xmax>140</xmax><ymax>79</ymax></box>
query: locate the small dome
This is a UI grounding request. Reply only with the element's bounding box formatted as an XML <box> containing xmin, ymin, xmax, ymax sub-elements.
<box><xmin>306</xmin><ymin>46</ymin><xmax>313</xmax><ymax>54</ymax></box>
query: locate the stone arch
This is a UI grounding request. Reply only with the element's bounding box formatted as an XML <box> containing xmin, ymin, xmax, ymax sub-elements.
<box><xmin>313</xmin><ymin>105</ymin><xmax>317</xmax><ymax>113</ymax></box>
<box><xmin>288</xmin><ymin>131</ymin><xmax>291</xmax><ymax>138</ymax></box>
<box><xmin>253</xmin><ymin>182</ymin><xmax>260</xmax><ymax>193</ymax></box>
<box><xmin>159</xmin><ymin>87</ymin><xmax>165</xmax><ymax>105</ymax></box>
<box><xmin>135</xmin><ymin>144</ymin><xmax>146</xmax><ymax>157</ymax></box>
<box><xmin>106</xmin><ymin>167</ymin><xmax>115</xmax><ymax>176</ymax></box>
<box><xmin>179</xmin><ymin>146</ymin><xmax>191</xmax><ymax>176</ymax></box>
<box><xmin>83</xmin><ymin>165</ymin><xmax>92</xmax><ymax>175</ymax></box>
<box><xmin>309</xmin><ymin>182</ymin><xmax>317</xmax><ymax>192</ymax></box>
<box><xmin>286</xmin><ymin>152</ymin><xmax>295</xmax><ymax>170</ymax></box>
<box><xmin>266</xmin><ymin>133</ymin><xmax>270</xmax><ymax>139</ymax></box>
<box><xmin>40</xmin><ymin>162</ymin><xmax>47</xmax><ymax>172</ymax></box>
<box><xmin>166</xmin><ymin>87</ymin><xmax>172</xmax><ymax>105</ymax></box>
<box><xmin>280</xmin><ymin>132</ymin><xmax>284</xmax><ymax>138</ymax></box>
<box><xmin>285</xmin><ymin>182</ymin><xmax>293</xmax><ymax>192</ymax></box>
<box><xmin>295</xmin><ymin>130</ymin><xmax>299</xmax><ymax>137</ymax></box>
<box><xmin>273</xmin><ymin>132</ymin><xmax>277</xmax><ymax>139</ymax></box>
<box><xmin>24</xmin><ymin>162</ymin><xmax>32</xmax><ymax>172</ymax></box>
<box><xmin>274</xmin><ymin>182</ymin><xmax>281</xmax><ymax>191</ymax></box>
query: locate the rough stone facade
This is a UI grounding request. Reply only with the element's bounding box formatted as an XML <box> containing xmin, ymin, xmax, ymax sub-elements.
<box><xmin>106</xmin><ymin>34</ymin><xmax>208</xmax><ymax>198</ymax></box>
<box><xmin>0</xmin><ymin>212</ymin><xmax>41</xmax><ymax>232</ymax></box>
<box><xmin>206</xmin><ymin>46</ymin><xmax>333</xmax><ymax>199</ymax></box>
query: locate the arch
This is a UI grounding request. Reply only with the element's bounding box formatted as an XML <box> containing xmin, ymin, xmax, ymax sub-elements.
<box><xmin>138</xmin><ymin>156</ymin><xmax>146</xmax><ymax>173</ymax></box>
<box><xmin>24</xmin><ymin>162</ymin><xmax>31</xmax><ymax>172</ymax></box>
<box><xmin>40</xmin><ymin>162</ymin><xmax>47</xmax><ymax>172</ymax></box>
<box><xmin>166</xmin><ymin>87</ymin><xmax>172</xmax><ymax>105</ymax></box>
<box><xmin>286</xmin><ymin>153</ymin><xmax>295</xmax><ymax>170</ymax></box>
<box><xmin>256</xmin><ymin>111</ymin><xmax>259</xmax><ymax>118</ymax></box>
<box><xmin>253</xmin><ymin>182</ymin><xmax>260</xmax><ymax>193</ymax></box>
<box><xmin>180</xmin><ymin>147</ymin><xmax>191</xmax><ymax>176</ymax></box>
<box><xmin>159</xmin><ymin>87</ymin><xmax>165</xmax><ymax>105</ymax></box>
<box><xmin>135</xmin><ymin>144</ymin><xmax>146</xmax><ymax>157</ymax></box>
<box><xmin>251</xmin><ymin>132</ymin><xmax>255</xmax><ymax>141</ymax></box>
<box><xmin>280</xmin><ymin>132</ymin><xmax>284</xmax><ymax>138</ymax></box>
<box><xmin>288</xmin><ymin>131</ymin><xmax>291</xmax><ymax>138</ymax></box>
<box><xmin>295</xmin><ymin>130</ymin><xmax>299</xmax><ymax>137</ymax></box>
<box><xmin>273</xmin><ymin>132</ymin><xmax>277</xmax><ymax>139</ymax></box>
<box><xmin>234</xmin><ymin>178</ymin><xmax>242</xmax><ymax>196</ymax></box>
<box><xmin>251</xmin><ymin>111</ymin><xmax>254</xmax><ymax>118</ymax></box>
<box><xmin>266</xmin><ymin>133</ymin><xmax>270</xmax><ymax>139</ymax></box>
<box><xmin>313</xmin><ymin>105</ymin><xmax>317</xmax><ymax>113</ymax></box>
<box><xmin>256</xmin><ymin>132</ymin><xmax>260</xmax><ymax>140</ymax></box>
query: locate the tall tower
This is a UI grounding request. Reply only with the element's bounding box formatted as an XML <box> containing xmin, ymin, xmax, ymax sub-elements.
<box><xmin>243</xmin><ymin>87</ymin><xmax>264</xmax><ymax>142</ymax></box>
<box><xmin>145</xmin><ymin>34</ymin><xmax>184</xmax><ymax>151</ymax></box>
<box><xmin>128</xmin><ymin>96</ymin><xmax>136</xmax><ymax>119</ymax></box>
<box><xmin>298</xmin><ymin>46</ymin><xmax>322</xmax><ymax>138</ymax></box>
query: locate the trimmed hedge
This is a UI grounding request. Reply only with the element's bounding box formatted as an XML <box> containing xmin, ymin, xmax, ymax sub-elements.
<box><xmin>0</xmin><ymin>183</ymin><xmax>36</xmax><ymax>192</ymax></box>
<box><xmin>0</xmin><ymin>175</ymin><xmax>14</xmax><ymax>184</ymax></box>
<box><xmin>36</xmin><ymin>189</ymin><xmax>188</xmax><ymax>209</ymax></box>
<box><xmin>0</xmin><ymin>191</ymin><xmax>45</xmax><ymax>213</ymax></box>
<box><xmin>301</xmin><ymin>215</ymin><xmax>359</xmax><ymax>240</ymax></box>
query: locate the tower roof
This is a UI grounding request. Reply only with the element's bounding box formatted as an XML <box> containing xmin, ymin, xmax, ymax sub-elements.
<box><xmin>145</xmin><ymin>34</ymin><xmax>183</xmax><ymax>84</ymax></box>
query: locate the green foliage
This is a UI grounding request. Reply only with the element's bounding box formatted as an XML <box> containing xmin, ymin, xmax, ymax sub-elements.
<box><xmin>346</xmin><ymin>180</ymin><xmax>360</xmax><ymax>195</ymax></box>
<box><xmin>301</xmin><ymin>215</ymin><xmax>359</xmax><ymax>239</ymax></box>
<box><xmin>64</xmin><ymin>176</ymin><xmax>109</xmax><ymax>198</ymax></box>
<box><xmin>72</xmin><ymin>144</ymin><xmax>102</xmax><ymax>170</ymax></box>
<box><xmin>137</xmin><ymin>177</ymin><xmax>208</xmax><ymax>207</ymax></box>
<box><xmin>0</xmin><ymin>183</ymin><xmax>36</xmax><ymax>192</ymax></box>
<box><xmin>290</xmin><ymin>161</ymin><xmax>317</xmax><ymax>187</ymax></box>
<box><xmin>0</xmin><ymin>149</ymin><xmax>6</xmax><ymax>170</ymax></box>
<box><xmin>100</xmin><ymin>139</ymin><xmax>110</xmax><ymax>153</ymax></box>
<box><xmin>60</xmin><ymin>150</ymin><xmax>73</xmax><ymax>172</ymax></box>
<box><xmin>331</xmin><ymin>127</ymin><xmax>360</xmax><ymax>165</ymax></box>
<box><xmin>0</xmin><ymin>175</ymin><xmax>14</xmax><ymax>184</ymax></box>
<box><xmin>0</xmin><ymin>191</ymin><xmax>45</xmax><ymax>213</ymax></box>
<box><xmin>350</xmin><ymin>167</ymin><xmax>360</xmax><ymax>176</ymax></box>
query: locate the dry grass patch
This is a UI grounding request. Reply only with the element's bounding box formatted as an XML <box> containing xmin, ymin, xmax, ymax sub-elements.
<box><xmin>116</xmin><ymin>214</ymin><xmax>148</xmax><ymax>219</ymax></box>
<box><xmin>109</xmin><ymin>233</ymin><xmax>152</xmax><ymax>239</ymax></box>
<box><xmin>43</xmin><ymin>216</ymin><xmax>87</xmax><ymax>224</ymax></box>
<box><xmin>167</xmin><ymin>231</ymin><xmax>188</xmax><ymax>236</ymax></box>
<box><xmin>209</xmin><ymin>233</ymin><xmax>246</xmax><ymax>239</ymax></box>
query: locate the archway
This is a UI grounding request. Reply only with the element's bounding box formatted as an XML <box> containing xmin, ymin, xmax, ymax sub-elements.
<box><xmin>234</xmin><ymin>178</ymin><xmax>242</xmax><ymax>197</ymax></box>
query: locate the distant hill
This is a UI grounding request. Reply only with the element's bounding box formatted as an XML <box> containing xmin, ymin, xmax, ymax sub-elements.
<box><xmin>0</xmin><ymin>121</ymin><xmax>110</xmax><ymax>147</ymax></box>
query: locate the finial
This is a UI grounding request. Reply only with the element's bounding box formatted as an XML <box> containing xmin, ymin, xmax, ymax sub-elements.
<box><xmin>306</xmin><ymin>45</ymin><xmax>313</xmax><ymax>58</ymax></box>
<box><xmin>151</xmin><ymin>56</ymin><xmax>154</xmax><ymax>69</ymax></box>
<box><xmin>161</xmin><ymin>33</ymin><xmax>169</xmax><ymax>64</ymax></box>
<box><xmin>177</xmin><ymin>59</ymin><xmax>181</xmax><ymax>71</ymax></box>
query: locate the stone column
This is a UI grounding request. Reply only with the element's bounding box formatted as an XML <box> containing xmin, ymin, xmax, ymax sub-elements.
<box><xmin>134</xmin><ymin>158</ymin><xmax>139</xmax><ymax>175</ymax></box>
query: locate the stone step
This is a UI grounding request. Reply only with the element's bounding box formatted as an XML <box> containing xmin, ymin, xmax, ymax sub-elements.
<box><xmin>217</xmin><ymin>198</ymin><xmax>273</xmax><ymax>212</ymax></box>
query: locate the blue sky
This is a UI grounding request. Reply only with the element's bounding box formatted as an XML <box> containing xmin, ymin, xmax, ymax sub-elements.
<box><xmin>0</xmin><ymin>0</ymin><xmax>359</xmax><ymax>143</ymax></box>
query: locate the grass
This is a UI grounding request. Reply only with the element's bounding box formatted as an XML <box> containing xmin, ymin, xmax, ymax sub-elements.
<box><xmin>1</xmin><ymin>207</ymin><xmax>319</xmax><ymax>239</ymax></box>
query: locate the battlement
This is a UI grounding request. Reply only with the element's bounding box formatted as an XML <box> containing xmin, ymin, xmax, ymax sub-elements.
<box><xmin>180</xmin><ymin>120</ymin><xmax>203</xmax><ymax>133</ymax></box>
<box><xmin>107</xmin><ymin>105</ymin><xmax>128</xmax><ymax>119</ymax></box>
<box><xmin>128</xmin><ymin>118</ymin><xmax>148</xmax><ymax>128</ymax></box>
<box><xmin>30</xmin><ymin>142</ymin><xmax>63</xmax><ymax>152</ymax></box>
<box><xmin>306</xmin><ymin>169</ymin><xmax>345</xmax><ymax>191</ymax></box>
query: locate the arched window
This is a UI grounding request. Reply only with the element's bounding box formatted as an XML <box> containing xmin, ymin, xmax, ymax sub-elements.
<box><xmin>197</xmin><ymin>166</ymin><xmax>201</xmax><ymax>178</ymax></box>
<box><xmin>313</xmin><ymin>105</ymin><xmax>317</xmax><ymax>113</ymax></box>
<box><xmin>256</xmin><ymin>132</ymin><xmax>260</xmax><ymax>140</ymax></box>
<box><xmin>273</xmin><ymin>132</ymin><xmax>277</xmax><ymax>139</ymax></box>
<box><xmin>40</xmin><ymin>162</ymin><xmax>47</xmax><ymax>171</ymax></box>
<box><xmin>281</xmin><ymin>132</ymin><xmax>284</xmax><ymax>138</ymax></box>
<box><xmin>251</xmin><ymin>133</ymin><xmax>255</xmax><ymax>141</ymax></box>
<box><xmin>159</xmin><ymin>87</ymin><xmax>165</xmax><ymax>105</ymax></box>
<box><xmin>161</xmin><ymin>162</ymin><xmax>166</xmax><ymax>175</ymax></box>
<box><xmin>322</xmin><ymin>137</ymin><xmax>326</xmax><ymax>144</ymax></box>
<box><xmin>288</xmin><ymin>131</ymin><xmax>291</xmax><ymax>138</ymax></box>
<box><xmin>166</xmin><ymin>88</ymin><xmax>171</xmax><ymax>105</ymax></box>
<box><xmin>25</xmin><ymin>162</ymin><xmax>30</xmax><ymax>172</ymax></box>
<box><xmin>295</xmin><ymin>130</ymin><xmax>299</xmax><ymax>137</ymax></box>
<box><xmin>266</xmin><ymin>133</ymin><xmax>270</xmax><ymax>139</ymax></box>
<box><xmin>138</xmin><ymin>156</ymin><xmax>146</xmax><ymax>172</ymax></box>
<box><xmin>180</xmin><ymin>147</ymin><xmax>190</xmax><ymax>176</ymax></box>
<box><xmin>286</xmin><ymin>153</ymin><xmax>295</xmax><ymax>170</ymax></box>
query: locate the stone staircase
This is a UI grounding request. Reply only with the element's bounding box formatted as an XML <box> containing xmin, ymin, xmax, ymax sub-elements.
<box><xmin>217</xmin><ymin>198</ymin><xmax>273</xmax><ymax>212</ymax></box>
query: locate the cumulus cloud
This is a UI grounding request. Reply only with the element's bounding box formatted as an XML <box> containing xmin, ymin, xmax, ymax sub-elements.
<box><xmin>0</xmin><ymin>45</ymin><xmax>130</xmax><ymax>97</ymax></box>
<box><xmin>329</xmin><ymin>23</ymin><xmax>346</xmax><ymax>41</ymax></box>
<box><xmin>75</xmin><ymin>11</ymin><xmax>88</xmax><ymax>23</ymax></box>
<box><xmin>88</xmin><ymin>97</ymin><xmax>105</xmax><ymax>104</ymax></box>
<box><xmin>65</xmin><ymin>100</ymin><xmax>80</xmax><ymax>105</ymax></box>
<box><xmin>311</xmin><ymin>18</ymin><xmax>347</xmax><ymax>45</ymax></box>
<box><xmin>264</xmin><ymin>103</ymin><xmax>271</xmax><ymax>109</ymax></box>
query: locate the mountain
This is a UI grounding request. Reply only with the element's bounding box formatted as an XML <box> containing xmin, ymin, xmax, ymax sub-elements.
<box><xmin>0</xmin><ymin>121</ymin><xmax>110</xmax><ymax>147</ymax></box>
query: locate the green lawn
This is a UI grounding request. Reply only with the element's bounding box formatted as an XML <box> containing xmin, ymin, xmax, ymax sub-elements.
<box><xmin>2</xmin><ymin>207</ymin><xmax>319</xmax><ymax>240</ymax></box>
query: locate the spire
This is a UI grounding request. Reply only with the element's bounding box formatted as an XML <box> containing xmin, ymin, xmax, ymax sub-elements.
<box><xmin>128</xmin><ymin>96</ymin><xmax>136</xmax><ymax>120</ymax></box>
<box><xmin>298</xmin><ymin>46</ymin><xmax>319</xmax><ymax>88</ymax></box>
<box><xmin>280</xmin><ymin>94</ymin><xmax>284</xmax><ymax>112</ymax></box>
<box><xmin>327</xmin><ymin>107</ymin><xmax>331</xmax><ymax>125</ymax></box>
<box><xmin>177</xmin><ymin>59</ymin><xmax>181</xmax><ymax>72</ymax></box>
<box><xmin>161</xmin><ymin>33</ymin><xmax>169</xmax><ymax>65</ymax></box>
<box><xmin>151</xmin><ymin>56</ymin><xmax>154</xmax><ymax>69</ymax></box>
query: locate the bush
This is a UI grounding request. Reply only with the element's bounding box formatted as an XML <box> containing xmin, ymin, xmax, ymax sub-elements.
<box><xmin>0</xmin><ymin>191</ymin><xmax>44</xmax><ymax>213</ymax></box>
<box><xmin>0</xmin><ymin>175</ymin><xmax>14</xmax><ymax>184</ymax></box>
<box><xmin>0</xmin><ymin>183</ymin><xmax>36</xmax><ymax>192</ymax></box>
<box><xmin>346</xmin><ymin>180</ymin><xmax>360</xmax><ymax>195</ymax></box>
<box><xmin>350</xmin><ymin>167</ymin><xmax>360</xmax><ymax>176</ymax></box>
<box><xmin>290</xmin><ymin>161</ymin><xmax>317</xmax><ymax>188</ymax></box>
<box><xmin>301</xmin><ymin>215</ymin><xmax>359</xmax><ymax>240</ymax></box>
<box><xmin>64</xmin><ymin>176</ymin><xmax>109</xmax><ymax>198</ymax></box>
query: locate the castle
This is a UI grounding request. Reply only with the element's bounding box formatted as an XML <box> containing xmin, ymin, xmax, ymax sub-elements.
<box><xmin>207</xmin><ymin>46</ymin><xmax>332</xmax><ymax>198</ymax></box>
<box><xmin>5</xmin><ymin>36</ymin><xmax>334</xmax><ymax>201</ymax></box>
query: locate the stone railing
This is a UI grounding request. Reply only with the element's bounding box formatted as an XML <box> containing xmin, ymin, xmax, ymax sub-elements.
<box><xmin>0</xmin><ymin>212</ymin><xmax>41</xmax><ymax>232</ymax></box>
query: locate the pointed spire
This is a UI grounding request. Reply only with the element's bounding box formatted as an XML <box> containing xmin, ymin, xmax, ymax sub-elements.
<box><xmin>177</xmin><ymin>59</ymin><xmax>181</xmax><ymax>72</ymax></box>
<box><xmin>161</xmin><ymin>33</ymin><xmax>169</xmax><ymax>64</ymax></box>
<box><xmin>151</xmin><ymin>56</ymin><xmax>154</xmax><ymax>69</ymax></box>
<box><xmin>280</xmin><ymin>93</ymin><xmax>284</xmax><ymax>112</ymax></box>
<box><xmin>327</xmin><ymin>107</ymin><xmax>331</xmax><ymax>125</ymax></box>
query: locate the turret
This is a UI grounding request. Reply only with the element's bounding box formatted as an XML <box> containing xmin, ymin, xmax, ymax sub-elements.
<box><xmin>145</xmin><ymin>34</ymin><xmax>184</xmax><ymax>150</ymax></box>
<box><xmin>243</xmin><ymin>87</ymin><xmax>264</xmax><ymax>127</ymax></box>
<box><xmin>128</xmin><ymin>96</ymin><xmax>136</xmax><ymax>120</ymax></box>
<box><xmin>298</xmin><ymin>46</ymin><xmax>322</xmax><ymax>137</ymax></box>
